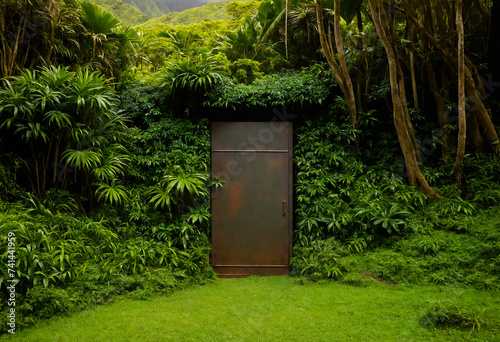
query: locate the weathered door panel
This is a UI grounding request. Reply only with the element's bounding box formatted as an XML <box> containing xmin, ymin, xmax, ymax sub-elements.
<box><xmin>211</xmin><ymin>122</ymin><xmax>292</xmax><ymax>277</ymax></box>
<box><xmin>212</xmin><ymin>152</ymin><xmax>289</xmax><ymax>265</ymax></box>
<box><xmin>212</xmin><ymin>121</ymin><xmax>290</xmax><ymax>151</ymax></box>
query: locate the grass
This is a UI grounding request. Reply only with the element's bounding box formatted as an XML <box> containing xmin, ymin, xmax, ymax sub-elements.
<box><xmin>1</xmin><ymin>276</ymin><xmax>499</xmax><ymax>341</ymax></box>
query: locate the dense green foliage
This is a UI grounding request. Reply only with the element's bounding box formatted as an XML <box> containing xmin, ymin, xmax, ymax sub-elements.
<box><xmin>1</xmin><ymin>0</ymin><xmax>499</xmax><ymax>336</ymax></box>
<box><xmin>0</xmin><ymin>66</ymin><xmax>126</xmax><ymax>200</ymax></box>
<box><xmin>0</xmin><ymin>202</ymin><xmax>214</xmax><ymax>330</ymax></box>
<box><xmin>291</xmin><ymin>118</ymin><xmax>500</xmax><ymax>290</ymax></box>
<box><xmin>0</xmin><ymin>81</ymin><xmax>218</xmax><ymax>333</ymax></box>
<box><xmin>0</xmin><ymin>0</ymin><xmax>140</xmax><ymax>79</ymax></box>
<box><xmin>206</xmin><ymin>67</ymin><xmax>334</xmax><ymax>108</ymax></box>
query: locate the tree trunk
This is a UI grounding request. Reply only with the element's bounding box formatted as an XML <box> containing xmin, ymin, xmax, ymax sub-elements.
<box><xmin>423</xmin><ymin>46</ymin><xmax>451</xmax><ymax>158</ymax></box>
<box><xmin>7</xmin><ymin>17</ymin><xmax>26</xmax><ymax>77</ymax></box>
<box><xmin>395</xmin><ymin>50</ymin><xmax>422</xmax><ymax>163</ymax></box>
<box><xmin>316</xmin><ymin>0</ymin><xmax>358</xmax><ymax>149</ymax></box>
<box><xmin>0</xmin><ymin>14</ymin><xmax>7</xmax><ymax>78</ymax></box>
<box><xmin>368</xmin><ymin>0</ymin><xmax>438</xmax><ymax>198</ymax></box>
<box><xmin>453</xmin><ymin>0</ymin><xmax>466</xmax><ymax>190</ymax></box>
<box><xmin>333</xmin><ymin>0</ymin><xmax>357</xmax><ymax>129</ymax></box>
<box><xmin>316</xmin><ymin>1</ymin><xmax>344</xmax><ymax>90</ymax></box>
<box><xmin>420</xmin><ymin>0</ymin><xmax>452</xmax><ymax>158</ymax></box>
<box><xmin>466</xmin><ymin>112</ymin><xmax>482</xmax><ymax>145</ymax></box>
<box><xmin>409</xmin><ymin>26</ymin><xmax>419</xmax><ymax>108</ymax></box>
<box><xmin>285</xmin><ymin>0</ymin><xmax>288</xmax><ymax>60</ymax></box>
<box><xmin>403</xmin><ymin>0</ymin><xmax>500</xmax><ymax>151</ymax></box>
<box><xmin>356</xmin><ymin>6</ymin><xmax>367</xmax><ymax>110</ymax></box>
<box><xmin>464</xmin><ymin>67</ymin><xmax>499</xmax><ymax>150</ymax></box>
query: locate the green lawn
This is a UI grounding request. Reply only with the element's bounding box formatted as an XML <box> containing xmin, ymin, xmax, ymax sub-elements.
<box><xmin>2</xmin><ymin>276</ymin><xmax>499</xmax><ymax>341</ymax></box>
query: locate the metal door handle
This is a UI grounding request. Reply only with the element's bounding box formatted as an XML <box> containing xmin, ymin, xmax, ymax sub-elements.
<box><xmin>282</xmin><ymin>198</ymin><xmax>286</xmax><ymax>216</ymax></box>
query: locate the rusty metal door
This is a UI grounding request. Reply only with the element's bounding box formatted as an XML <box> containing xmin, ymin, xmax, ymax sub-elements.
<box><xmin>211</xmin><ymin>122</ymin><xmax>292</xmax><ymax>277</ymax></box>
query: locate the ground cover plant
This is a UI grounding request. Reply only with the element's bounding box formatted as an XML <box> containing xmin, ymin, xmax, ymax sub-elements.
<box><xmin>0</xmin><ymin>276</ymin><xmax>499</xmax><ymax>341</ymax></box>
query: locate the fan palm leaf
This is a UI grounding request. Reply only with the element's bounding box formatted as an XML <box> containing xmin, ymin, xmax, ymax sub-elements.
<box><xmin>80</xmin><ymin>2</ymin><xmax>120</xmax><ymax>35</ymax></box>
<box><xmin>94</xmin><ymin>179</ymin><xmax>129</xmax><ymax>206</ymax></box>
<box><xmin>61</xmin><ymin>148</ymin><xmax>101</xmax><ymax>172</ymax></box>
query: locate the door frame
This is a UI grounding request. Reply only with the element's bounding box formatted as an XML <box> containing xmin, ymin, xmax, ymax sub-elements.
<box><xmin>211</xmin><ymin>122</ymin><xmax>293</xmax><ymax>277</ymax></box>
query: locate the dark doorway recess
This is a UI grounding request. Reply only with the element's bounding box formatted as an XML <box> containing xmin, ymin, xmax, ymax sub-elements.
<box><xmin>211</xmin><ymin>122</ymin><xmax>293</xmax><ymax>277</ymax></box>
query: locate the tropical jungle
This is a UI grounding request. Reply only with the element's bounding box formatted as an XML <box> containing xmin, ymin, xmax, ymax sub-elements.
<box><xmin>1</xmin><ymin>0</ymin><xmax>499</xmax><ymax>339</ymax></box>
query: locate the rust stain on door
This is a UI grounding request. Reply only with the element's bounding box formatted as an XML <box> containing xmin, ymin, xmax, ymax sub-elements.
<box><xmin>211</xmin><ymin>122</ymin><xmax>293</xmax><ymax>277</ymax></box>
<box><xmin>226</xmin><ymin>181</ymin><xmax>243</xmax><ymax>218</ymax></box>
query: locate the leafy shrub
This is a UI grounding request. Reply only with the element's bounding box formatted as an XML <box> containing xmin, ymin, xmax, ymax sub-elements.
<box><xmin>0</xmin><ymin>203</ymin><xmax>215</xmax><ymax>334</ymax></box>
<box><xmin>25</xmin><ymin>286</ymin><xmax>81</xmax><ymax>319</ymax></box>
<box><xmin>293</xmin><ymin>118</ymin><xmax>427</xmax><ymax>247</ymax></box>
<box><xmin>468</xmin><ymin>179</ymin><xmax>500</xmax><ymax>209</ymax></box>
<box><xmin>230</xmin><ymin>58</ymin><xmax>263</xmax><ymax>84</ymax></box>
<box><xmin>0</xmin><ymin>66</ymin><xmax>128</xmax><ymax>203</ymax></box>
<box><xmin>115</xmin><ymin>110</ymin><xmax>214</xmax><ymax>251</ymax></box>
<box><xmin>0</xmin><ymin>86</ymin><xmax>220</xmax><ymax>333</ymax></box>
<box><xmin>118</xmin><ymin>82</ymin><xmax>170</xmax><ymax>125</ymax></box>
<box><xmin>291</xmin><ymin>238</ymin><xmax>348</xmax><ymax>281</ymax></box>
<box><xmin>420</xmin><ymin>296</ymin><xmax>488</xmax><ymax>332</ymax></box>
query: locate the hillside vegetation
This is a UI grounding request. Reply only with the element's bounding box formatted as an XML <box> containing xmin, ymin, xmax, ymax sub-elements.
<box><xmin>88</xmin><ymin>0</ymin><xmax>151</xmax><ymax>25</ymax></box>
<box><xmin>164</xmin><ymin>0</ymin><xmax>231</xmax><ymax>12</ymax></box>
<box><xmin>88</xmin><ymin>0</ymin><xmax>256</xmax><ymax>27</ymax></box>
<box><xmin>122</xmin><ymin>0</ymin><xmax>166</xmax><ymax>18</ymax></box>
